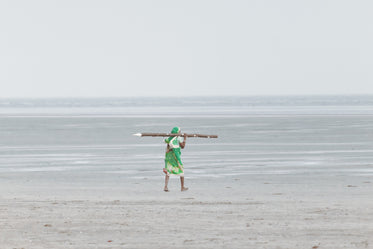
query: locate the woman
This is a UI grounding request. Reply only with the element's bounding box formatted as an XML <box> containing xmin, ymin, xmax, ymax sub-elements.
<box><xmin>163</xmin><ymin>127</ymin><xmax>188</xmax><ymax>192</ymax></box>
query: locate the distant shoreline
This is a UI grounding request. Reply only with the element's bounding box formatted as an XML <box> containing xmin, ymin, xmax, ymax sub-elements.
<box><xmin>1</xmin><ymin>95</ymin><xmax>373</xmax><ymax>107</ymax></box>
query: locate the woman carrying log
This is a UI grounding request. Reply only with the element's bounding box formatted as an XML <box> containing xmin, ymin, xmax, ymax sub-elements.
<box><xmin>163</xmin><ymin>127</ymin><xmax>188</xmax><ymax>192</ymax></box>
<box><xmin>133</xmin><ymin>128</ymin><xmax>217</xmax><ymax>191</ymax></box>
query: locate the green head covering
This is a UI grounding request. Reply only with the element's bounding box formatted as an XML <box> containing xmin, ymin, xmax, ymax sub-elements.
<box><xmin>171</xmin><ymin>127</ymin><xmax>180</xmax><ymax>134</ymax></box>
<box><xmin>165</xmin><ymin>127</ymin><xmax>181</xmax><ymax>144</ymax></box>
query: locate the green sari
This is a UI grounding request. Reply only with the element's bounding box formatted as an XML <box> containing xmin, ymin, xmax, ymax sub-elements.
<box><xmin>164</xmin><ymin>127</ymin><xmax>184</xmax><ymax>176</ymax></box>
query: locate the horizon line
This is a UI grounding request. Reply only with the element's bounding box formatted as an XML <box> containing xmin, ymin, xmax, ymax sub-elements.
<box><xmin>1</xmin><ymin>93</ymin><xmax>373</xmax><ymax>99</ymax></box>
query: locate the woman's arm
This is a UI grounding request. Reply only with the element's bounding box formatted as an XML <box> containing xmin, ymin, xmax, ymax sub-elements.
<box><xmin>180</xmin><ymin>134</ymin><xmax>186</xmax><ymax>149</ymax></box>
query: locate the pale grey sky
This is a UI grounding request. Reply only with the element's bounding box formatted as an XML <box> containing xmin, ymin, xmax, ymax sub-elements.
<box><xmin>1</xmin><ymin>0</ymin><xmax>372</xmax><ymax>97</ymax></box>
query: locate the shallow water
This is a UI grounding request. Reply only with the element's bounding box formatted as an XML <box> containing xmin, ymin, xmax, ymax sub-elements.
<box><xmin>1</xmin><ymin>96</ymin><xmax>372</xmax><ymax>185</ymax></box>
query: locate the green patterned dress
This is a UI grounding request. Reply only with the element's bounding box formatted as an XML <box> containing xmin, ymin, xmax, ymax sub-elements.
<box><xmin>164</xmin><ymin>127</ymin><xmax>184</xmax><ymax>176</ymax></box>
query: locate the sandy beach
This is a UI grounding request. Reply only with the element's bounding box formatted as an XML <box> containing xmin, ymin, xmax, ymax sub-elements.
<box><xmin>1</xmin><ymin>172</ymin><xmax>373</xmax><ymax>249</ymax></box>
<box><xmin>1</xmin><ymin>97</ymin><xmax>373</xmax><ymax>248</ymax></box>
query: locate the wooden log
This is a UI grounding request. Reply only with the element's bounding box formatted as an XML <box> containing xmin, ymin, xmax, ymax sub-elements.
<box><xmin>133</xmin><ymin>133</ymin><xmax>218</xmax><ymax>138</ymax></box>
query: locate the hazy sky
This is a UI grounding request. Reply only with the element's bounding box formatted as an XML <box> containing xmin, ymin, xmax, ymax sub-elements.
<box><xmin>1</xmin><ymin>0</ymin><xmax>372</xmax><ymax>97</ymax></box>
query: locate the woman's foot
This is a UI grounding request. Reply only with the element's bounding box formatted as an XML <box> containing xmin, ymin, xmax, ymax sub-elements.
<box><xmin>181</xmin><ymin>187</ymin><xmax>189</xmax><ymax>192</ymax></box>
<box><xmin>164</xmin><ymin>187</ymin><xmax>169</xmax><ymax>192</ymax></box>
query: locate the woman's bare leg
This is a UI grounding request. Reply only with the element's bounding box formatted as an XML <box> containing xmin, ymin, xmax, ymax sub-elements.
<box><xmin>180</xmin><ymin>176</ymin><xmax>188</xmax><ymax>191</ymax></box>
<box><xmin>164</xmin><ymin>175</ymin><xmax>170</xmax><ymax>192</ymax></box>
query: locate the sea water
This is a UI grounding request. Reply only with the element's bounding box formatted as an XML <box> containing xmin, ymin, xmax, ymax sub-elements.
<box><xmin>0</xmin><ymin>96</ymin><xmax>373</xmax><ymax>189</ymax></box>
